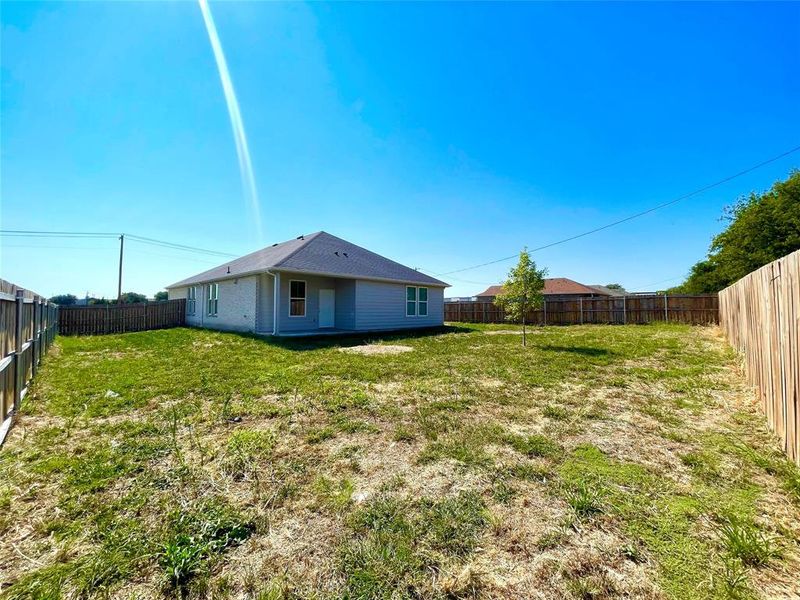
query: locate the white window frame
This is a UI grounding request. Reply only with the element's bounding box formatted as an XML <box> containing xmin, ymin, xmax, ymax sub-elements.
<box><xmin>206</xmin><ymin>283</ymin><xmax>218</xmax><ymax>317</ymax></box>
<box><xmin>406</xmin><ymin>286</ymin><xmax>429</xmax><ymax>317</ymax></box>
<box><xmin>418</xmin><ymin>287</ymin><xmax>428</xmax><ymax>317</ymax></box>
<box><xmin>187</xmin><ymin>286</ymin><xmax>197</xmax><ymax>315</ymax></box>
<box><xmin>289</xmin><ymin>280</ymin><xmax>307</xmax><ymax>318</ymax></box>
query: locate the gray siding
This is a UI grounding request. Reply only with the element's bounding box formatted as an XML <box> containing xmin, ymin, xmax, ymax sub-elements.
<box><xmin>168</xmin><ymin>275</ymin><xmax>257</xmax><ymax>332</ymax></box>
<box><xmin>334</xmin><ymin>279</ymin><xmax>357</xmax><ymax>330</ymax></box>
<box><xmin>256</xmin><ymin>274</ymin><xmax>275</xmax><ymax>333</ymax></box>
<box><xmin>276</xmin><ymin>273</ymin><xmax>338</xmax><ymax>332</ymax></box>
<box><xmin>354</xmin><ymin>280</ymin><xmax>444</xmax><ymax>331</ymax></box>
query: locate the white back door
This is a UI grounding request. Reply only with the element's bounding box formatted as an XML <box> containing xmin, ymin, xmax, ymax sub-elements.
<box><xmin>319</xmin><ymin>289</ymin><xmax>335</xmax><ymax>328</ymax></box>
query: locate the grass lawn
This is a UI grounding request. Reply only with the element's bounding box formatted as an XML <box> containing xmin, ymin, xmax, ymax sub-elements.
<box><xmin>1</xmin><ymin>323</ymin><xmax>799</xmax><ymax>599</ymax></box>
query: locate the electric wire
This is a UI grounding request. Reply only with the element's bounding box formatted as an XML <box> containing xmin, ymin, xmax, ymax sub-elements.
<box><xmin>433</xmin><ymin>144</ymin><xmax>800</xmax><ymax>276</ymax></box>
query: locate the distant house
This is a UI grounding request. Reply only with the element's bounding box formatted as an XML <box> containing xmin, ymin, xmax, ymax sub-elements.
<box><xmin>475</xmin><ymin>278</ymin><xmax>612</xmax><ymax>302</ymax></box>
<box><xmin>588</xmin><ymin>285</ymin><xmax>627</xmax><ymax>297</ymax></box>
<box><xmin>166</xmin><ymin>232</ymin><xmax>449</xmax><ymax>336</ymax></box>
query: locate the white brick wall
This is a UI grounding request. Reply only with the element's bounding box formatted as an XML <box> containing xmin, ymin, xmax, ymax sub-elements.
<box><xmin>168</xmin><ymin>275</ymin><xmax>258</xmax><ymax>332</ymax></box>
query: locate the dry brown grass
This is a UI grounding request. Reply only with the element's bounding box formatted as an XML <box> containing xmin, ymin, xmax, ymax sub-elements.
<box><xmin>1</xmin><ymin>324</ymin><xmax>798</xmax><ymax>599</ymax></box>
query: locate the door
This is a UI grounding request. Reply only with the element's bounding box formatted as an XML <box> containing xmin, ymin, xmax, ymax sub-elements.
<box><xmin>319</xmin><ymin>289</ymin><xmax>335</xmax><ymax>328</ymax></box>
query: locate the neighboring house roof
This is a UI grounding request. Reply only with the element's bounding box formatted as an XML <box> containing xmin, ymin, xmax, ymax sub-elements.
<box><xmin>476</xmin><ymin>285</ymin><xmax>504</xmax><ymax>297</ymax></box>
<box><xmin>475</xmin><ymin>278</ymin><xmax>610</xmax><ymax>298</ymax></box>
<box><xmin>166</xmin><ymin>231</ymin><xmax>449</xmax><ymax>289</ymax></box>
<box><xmin>588</xmin><ymin>285</ymin><xmax>627</xmax><ymax>297</ymax></box>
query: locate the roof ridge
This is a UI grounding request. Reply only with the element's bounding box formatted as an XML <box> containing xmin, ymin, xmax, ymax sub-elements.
<box><xmin>272</xmin><ymin>231</ymin><xmax>324</xmax><ymax>269</ymax></box>
<box><xmin>276</xmin><ymin>231</ymin><xmax>447</xmax><ymax>286</ymax></box>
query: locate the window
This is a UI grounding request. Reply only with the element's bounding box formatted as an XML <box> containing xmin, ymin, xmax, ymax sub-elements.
<box><xmin>406</xmin><ymin>286</ymin><xmax>417</xmax><ymax>316</ymax></box>
<box><xmin>290</xmin><ymin>280</ymin><xmax>306</xmax><ymax>317</ymax></box>
<box><xmin>187</xmin><ymin>286</ymin><xmax>197</xmax><ymax>315</ymax></box>
<box><xmin>406</xmin><ymin>286</ymin><xmax>429</xmax><ymax>317</ymax></box>
<box><xmin>206</xmin><ymin>283</ymin><xmax>218</xmax><ymax>317</ymax></box>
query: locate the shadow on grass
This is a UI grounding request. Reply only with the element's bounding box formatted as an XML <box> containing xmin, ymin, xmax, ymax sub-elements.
<box><xmin>539</xmin><ymin>345</ymin><xmax>612</xmax><ymax>357</ymax></box>
<box><xmin>233</xmin><ymin>325</ymin><xmax>475</xmax><ymax>352</ymax></box>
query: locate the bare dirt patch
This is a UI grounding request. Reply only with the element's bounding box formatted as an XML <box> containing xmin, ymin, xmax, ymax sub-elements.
<box><xmin>338</xmin><ymin>344</ymin><xmax>414</xmax><ymax>355</ymax></box>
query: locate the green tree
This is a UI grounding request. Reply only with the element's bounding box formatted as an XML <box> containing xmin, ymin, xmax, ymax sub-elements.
<box><xmin>605</xmin><ymin>283</ymin><xmax>624</xmax><ymax>290</ymax></box>
<box><xmin>49</xmin><ymin>294</ymin><xmax>77</xmax><ymax>306</ymax></box>
<box><xmin>672</xmin><ymin>171</ymin><xmax>800</xmax><ymax>293</ymax></box>
<box><xmin>154</xmin><ymin>291</ymin><xmax>168</xmax><ymax>301</ymax></box>
<box><xmin>120</xmin><ymin>292</ymin><xmax>147</xmax><ymax>304</ymax></box>
<box><xmin>495</xmin><ymin>249</ymin><xmax>547</xmax><ymax>347</ymax></box>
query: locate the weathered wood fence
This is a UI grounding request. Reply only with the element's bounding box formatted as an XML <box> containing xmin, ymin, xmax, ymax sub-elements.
<box><xmin>1</xmin><ymin>279</ymin><xmax>58</xmax><ymax>446</ymax></box>
<box><xmin>444</xmin><ymin>294</ymin><xmax>719</xmax><ymax>325</ymax></box>
<box><xmin>719</xmin><ymin>249</ymin><xmax>800</xmax><ymax>465</ymax></box>
<box><xmin>58</xmin><ymin>299</ymin><xmax>186</xmax><ymax>336</ymax></box>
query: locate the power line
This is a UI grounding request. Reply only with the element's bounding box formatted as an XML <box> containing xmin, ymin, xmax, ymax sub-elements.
<box><xmin>125</xmin><ymin>235</ymin><xmax>237</xmax><ymax>258</ymax></box>
<box><xmin>0</xmin><ymin>229</ymin><xmax>238</xmax><ymax>258</ymax></box>
<box><xmin>434</xmin><ymin>144</ymin><xmax>800</xmax><ymax>276</ymax></box>
<box><xmin>0</xmin><ymin>230</ymin><xmax>118</xmax><ymax>239</ymax></box>
<box><xmin>629</xmin><ymin>275</ymin><xmax>686</xmax><ymax>290</ymax></box>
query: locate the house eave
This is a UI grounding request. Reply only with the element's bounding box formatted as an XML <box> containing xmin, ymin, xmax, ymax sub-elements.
<box><xmin>166</xmin><ymin>267</ymin><xmax>450</xmax><ymax>290</ymax></box>
<box><xmin>270</xmin><ymin>268</ymin><xmax>450</xmax><ymax>288</ymax></box>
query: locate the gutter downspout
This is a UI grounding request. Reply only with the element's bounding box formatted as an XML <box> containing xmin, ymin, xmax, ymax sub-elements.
<box><xmin>267</xmin><ymin>270</ymin><xmax>280</xmax><ymax>335</ymax></box>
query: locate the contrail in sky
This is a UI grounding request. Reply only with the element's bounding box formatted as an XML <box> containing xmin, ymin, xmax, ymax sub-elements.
<box><xmin>198</xmin><ymin>0</ymin><xmax>263</xmax><ymax>241</ymax></box>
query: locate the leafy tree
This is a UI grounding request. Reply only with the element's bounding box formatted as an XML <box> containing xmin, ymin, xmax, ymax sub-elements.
<box><xmin>605</xmin><ymin>283</ymin><xmax>624</xmax><ymax>290</ymax></box>
<box><xmin>49</xmin><ymin>294</ymin><xmax>77</xmax><ymax>306</ymax></box>
<box><xmin>154</xmin><ymin>291</ymin><xmax>168</xmax><ymax>301</ymax></box>
<box><xmin>670</xmin><ymin>171</ymin><xmax>800</xmax><ymax>293</ymax></box>
<box><xmin>495</xmin><ymin>248</ymin><xmax>547</xmax><ymax>347</ymax></box>
<box><xmin>120</xmin><ymin>292</ymin><xmax>147</xmax><ymax>304</ymax></box>
<box><xmin>88</xmin><ymin>297</ymin><xmax>112</xmax><ymax>305</ymax></box>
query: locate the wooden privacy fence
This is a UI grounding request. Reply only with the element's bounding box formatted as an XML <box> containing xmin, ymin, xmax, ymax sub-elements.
<box><xmin>58</xmin><ymin>299</ymin><xmax>186</xmax><ymax>336</ymax></box>
<box><xmin>444</xmin><ymin>294</ymin><xmax>719</xmax><ymax>325</ymax></box>
<box><xmin>719</xmin><ymin>249</ymin><xmax>800</xmax><ymax>465</ymax></box>
<box><xmin>1</xmin><ymin>279</ymin><xmax>58</xmax><ymax>446</ymax></box>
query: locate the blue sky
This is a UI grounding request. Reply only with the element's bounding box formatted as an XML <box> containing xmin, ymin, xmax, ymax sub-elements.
<box><xmin>2</xmin><ymin>1</ymin><xmax>798</xmax><ymax>298</ymax></box>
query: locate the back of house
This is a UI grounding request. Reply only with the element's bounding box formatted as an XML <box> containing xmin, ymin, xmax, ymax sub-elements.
<box><xmin>166</xmin><ymin>231</ymin><xmax>449</xmax><ymax>336</ymax></box>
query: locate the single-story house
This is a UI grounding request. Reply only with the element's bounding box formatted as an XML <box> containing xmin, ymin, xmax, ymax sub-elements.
<box><xmin>166</xmin><ymin>231</ymin><xmax>449</xmax><ymax>336</ymax></box>
<box><xmin>475</xmin><ymin>278</ymin><xmax>612</xmax><ymax>302</ymax></box>
<box><xmin>588</xmin><ymin>284</ymin><xmax>627</xmax><ymax>297</ymax></box>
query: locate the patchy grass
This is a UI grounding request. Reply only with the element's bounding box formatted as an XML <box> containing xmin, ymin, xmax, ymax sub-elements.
<box><xmin>1</xmin><ymin>323</ymin><xmax>799</xmax><ymax>599</ymax></box>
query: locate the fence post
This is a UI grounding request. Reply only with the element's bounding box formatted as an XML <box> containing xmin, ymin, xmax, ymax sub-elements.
<box><xmin>579</xmin><ymin>297</ymin><xmax>583</xmax><ymax>325</ymax></box>
<box><xmin>622</xmin><ymin>296</ymin><xmax>627</xmax><ymax>325</ymax></box>
<box><xmin>32</xmin><ymin>298</ymin><xmax>40</xmax><ymax>376</ymax></box>
<box><xmin>543</xmin><ymin>299</ymin><xmax>547</xmax><ymax>326</ymax></box>
<box><xmin>664</xmin><ymin>293</ymin><xmax>668</xmax><ymax>322</ymax></box>
<box><xmin>13</xmin><ymin>289</ymin><xmax>24</xmax><ymax>411</ymax></box>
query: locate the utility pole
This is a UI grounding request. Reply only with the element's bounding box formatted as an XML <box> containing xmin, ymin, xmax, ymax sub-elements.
<box><xmin>117</xmin><ymin>234</ymin><xmax>124</xmax><ymax>304</ymax></box>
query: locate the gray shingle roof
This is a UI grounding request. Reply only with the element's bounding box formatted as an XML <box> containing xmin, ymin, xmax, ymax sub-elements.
<box><xmin>166</xmin><ymin>232</ymin><xmax>449</xmax><ymax>288</ymax></box>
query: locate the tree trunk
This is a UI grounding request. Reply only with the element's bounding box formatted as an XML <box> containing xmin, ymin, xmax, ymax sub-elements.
<box><xmin>522</xmin><ymin>302</ymin><xmax>527</xmax><ymax>347</ymax></box>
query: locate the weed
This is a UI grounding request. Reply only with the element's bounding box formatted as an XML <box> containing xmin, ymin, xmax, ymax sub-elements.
<box><xmin>716</xmin><ymin>516</ymin><xmax>778</xmax><ymax>567</ymax></box>
<box><xmin>340</xmin><ymin>492</ymin><xmax>488</xmax><ymax>598</ymax></box>
<box><xmin>505</xmin><ymin>433</ymin><xmax>561</xmax><ymax>459</ymax></box>
<box><xmin>224</xmin><ymin>428</ymin><xmax>275</xmax><ymax>478</ymax></box>
<box><xmin>715</xmin><ymin>557</ymin><xmax>753</xmax><ymax>600</ymax></box>
<box><xmin>392</xmin><ymin>424</ymin><xmax>416</xmax><ymax>442</ymax></box>
<box><xmin>563</xmin><ymin>480</ymin><xmax>605</xmax><ymax>518</ymax></box>
<box><xmin>543</xmin><ymin>404</ymin><xmax>569</xmax><ymax>420</ymax></box>
<box><xmin>160</xmin><ymin>499</ymin><xmax>253</xmax><ymax>590</ymax></box>
<box><xmin>306</xmin><ymin>426</ymin><xmax>336</xmax><ymax>444</ymax></box>
<box><xmin>421</xmin><ymin>492</ymin><xmax>488</xmax><ymax>556</ymax></box>
<box><xmin>314</xmin><ymin>476</ymin><xmax>354</xmax><ymax>512</ymax></box>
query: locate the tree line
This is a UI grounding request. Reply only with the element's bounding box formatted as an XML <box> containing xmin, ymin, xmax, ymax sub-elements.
<box><xmin>667</xmin><ymin>170</ymin><xmax>799</xmax><ymax>294</ymax></box>
<box><xmin>49</xmin><ymin>291</ymin><xmax>169</xmax><ymax>306</ymax></box>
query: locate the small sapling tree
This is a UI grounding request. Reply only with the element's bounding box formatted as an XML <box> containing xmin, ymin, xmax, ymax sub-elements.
<box><xmin>495</xmin><ymin>249</ymin><xmax>547</xmax><ymax>347</ymax></box>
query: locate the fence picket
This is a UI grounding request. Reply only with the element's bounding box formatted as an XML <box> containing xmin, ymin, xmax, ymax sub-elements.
<box><xmin>719</xmin><ymin>249</ymin><xmax>800</xmax><ymax>465</ymax></box>
<box><xmin>58</xmin><ymin>300</ymin><xmax>186</xmax><ymax>336</ymax></box>
<box><xmin>444</xmin><ymin>294</ymin><xmax>718</xmax><ymax>326</ymax></box>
